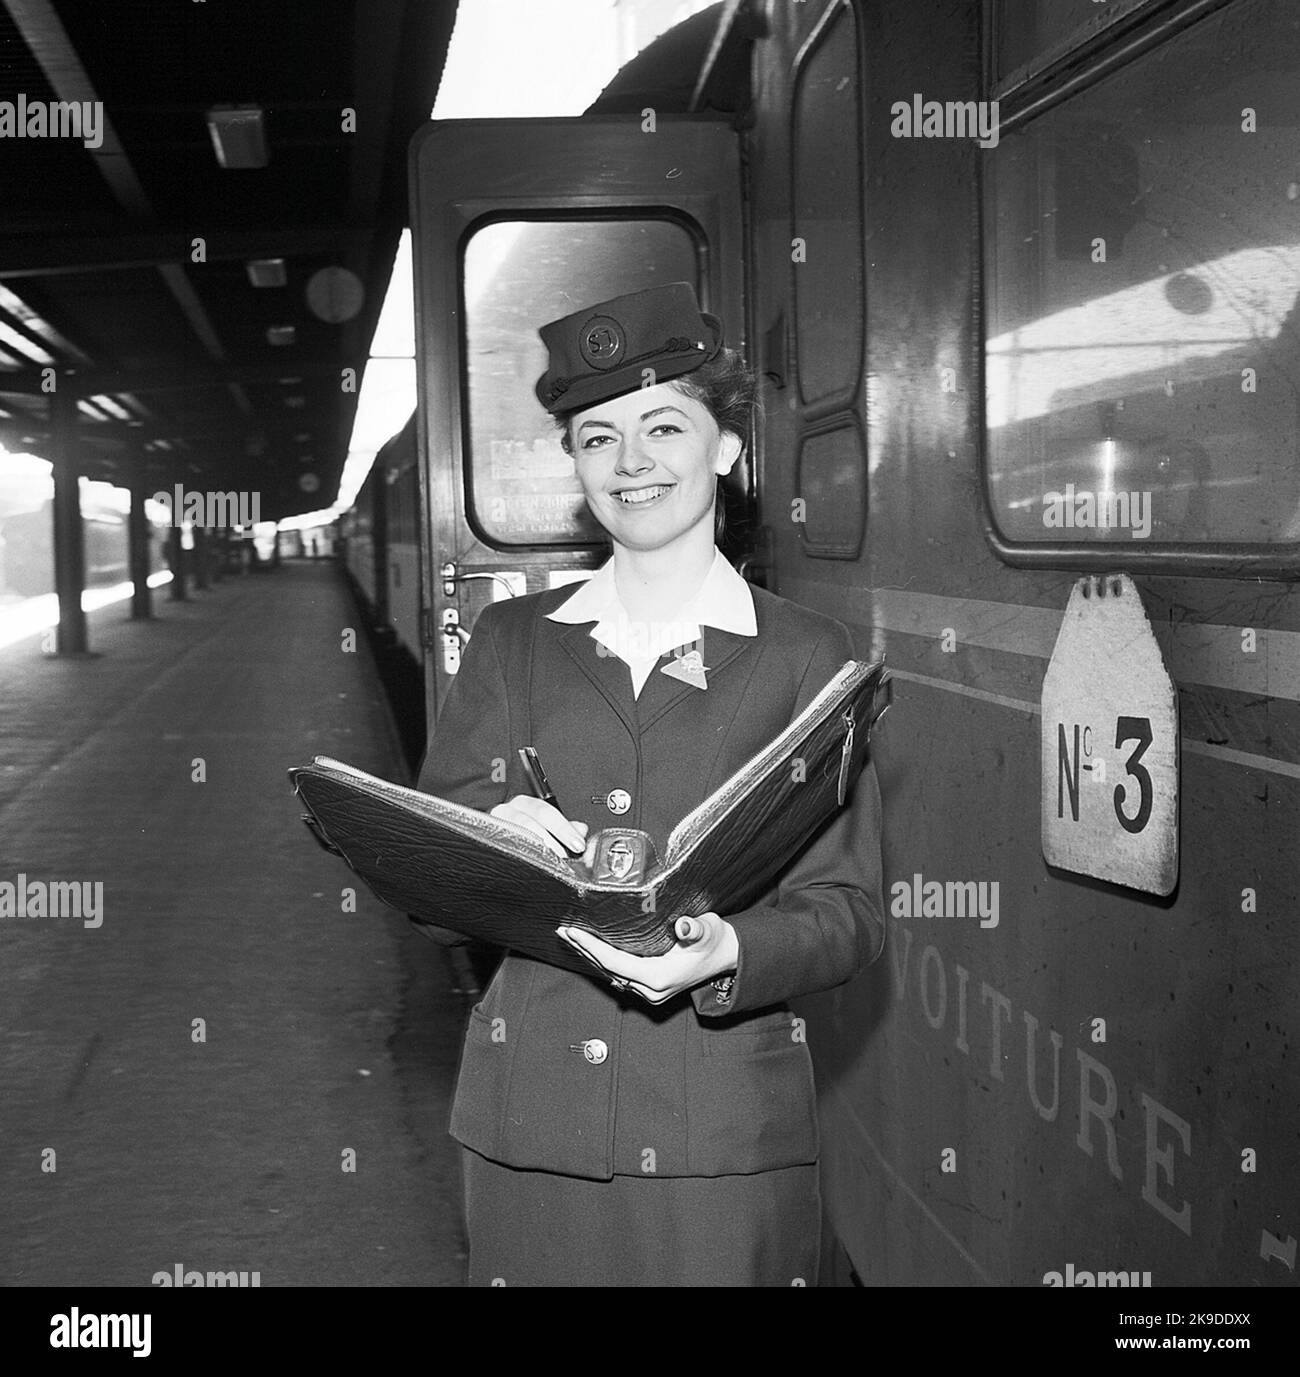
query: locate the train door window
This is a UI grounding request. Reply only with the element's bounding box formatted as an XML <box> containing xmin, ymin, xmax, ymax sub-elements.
<box><xmin>791</xmin><ymin>0</ymin><xmax>864</xmax><ymax>412</ymax></box>
<box><xmin>983</xmin><ymin>0</ymin><xmax>1300</xmax><ymax>554</ymax></box>
<box><xmin>462</xmin><ymin>218</ymin><xmax>701</xmax><ymax>547</ymax></box>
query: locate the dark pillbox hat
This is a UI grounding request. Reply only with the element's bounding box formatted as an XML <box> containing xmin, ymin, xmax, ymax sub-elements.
<box><xmin>534</xmin><ymin>281</ymin><xmax>723</xmax><ymax>414</ymax></box>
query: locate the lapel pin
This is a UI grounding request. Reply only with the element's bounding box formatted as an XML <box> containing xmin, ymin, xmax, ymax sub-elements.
<box><xmin>661</xmin><ymin>646</ymin><xmax>708</xmax><ymax>690</ymax></box>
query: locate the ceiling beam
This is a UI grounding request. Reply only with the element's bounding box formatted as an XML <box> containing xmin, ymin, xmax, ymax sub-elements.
<box><xmin>0</xmin><ymin>226</ymin><xmax>372</xmax><ymax>279</ymax></box>
<box><xmin>0</xmin><ymin>415</ymin><xmax>327</xmax><ymax>448</ymax></box>
<box><xmin>0</xmin><ymin>355</ymin><xmax>356</xmax><ymax>396</ymax></box>
<box><xmin>0</xmin><ymin>284</ymin><xmax>94</xmax><ymax>361</ymax></box>
<box><xmin>157</xmin><ymin>264</ymin><xmax>227</xmax><ymax>360</ymax></box>
<box><xmin>4</xmin><ymin>0</ymin><xmax>152</xmax><ymax>214</ymax></box>
<box><xmin>5</xmin><ymin>0</ymin><xmax>236</xmax><ymax>397</ymax></box>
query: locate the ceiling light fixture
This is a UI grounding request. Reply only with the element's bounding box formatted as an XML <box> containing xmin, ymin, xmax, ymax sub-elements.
<box><xmin>88</xmin><ymin>394</ymin><xmax>133</xmax><ymax>421</ymax></box>
<box><xmin>246</xmin><ymin>258</ymin><xmax>287</xmax><ymax>288</ymax></box>
<box><xmin>0</xmin><ymin>319</ymin><xmax>55</xmax><ymax>366</ymax></box>
<box><xmin>266</xmin><ymin>325</ymin><xmax>296</xmax><ymax>347</ymax></box>
<box><xmin>206</xmin><ymin>105</ymin><xmax>269</xmax><ymax>169</ymax></box>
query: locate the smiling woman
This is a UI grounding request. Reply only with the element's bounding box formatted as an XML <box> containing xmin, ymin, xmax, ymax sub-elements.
<box><xmin>413</xmin><ymin>280</ymin><xmax>885</xmax><ymax>1286</ymax></box>
<box><xmin>556</xmin><ymin>345</ymin><xmax>757</xmax><ymax>548</ymax></box>
<box><xmin>568</xmin><ymin>388</ymin><xmax>740</xmax><ymax>553</ymax></box>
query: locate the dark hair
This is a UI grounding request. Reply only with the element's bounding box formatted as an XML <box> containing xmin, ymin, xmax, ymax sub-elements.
<box><xmin>552</xmin><ymin>347</ymin><xmax>758</xmax><ymax>456</ymax></box>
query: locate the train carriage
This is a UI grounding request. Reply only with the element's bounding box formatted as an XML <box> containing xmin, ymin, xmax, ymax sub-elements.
<box><xmin>347</xmin><ymin>0</ymin><xmax>1298</xmax><ymax>1287</ymax></box>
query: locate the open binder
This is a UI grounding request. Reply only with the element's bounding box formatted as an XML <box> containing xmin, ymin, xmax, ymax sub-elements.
<box><xmin>289</xmin><ymin>659</ymin><xmax>888</xmax><ymax>976</ymax></box>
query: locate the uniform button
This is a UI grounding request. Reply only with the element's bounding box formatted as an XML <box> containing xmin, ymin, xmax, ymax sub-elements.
<box><xmin>605</xmin><ymin>789</ymin><xmax>631</xmax><ymax>815</ymax></box>
<box><xmin>582</xmin><ymin>1039</ymin><xmax>609</xmax><ymax>1065</ymax></box>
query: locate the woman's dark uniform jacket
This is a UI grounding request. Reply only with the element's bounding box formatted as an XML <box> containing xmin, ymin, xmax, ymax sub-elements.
<box><xmin>414</xmin><ymin>578</ymin><xmax>885</xmax><ymax>1181</ymax></box>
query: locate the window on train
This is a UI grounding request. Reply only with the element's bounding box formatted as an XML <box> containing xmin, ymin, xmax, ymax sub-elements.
<box><xmin>386</xmin><ymin>463</ymin><xmax>418</xmax><ymax>546</ymax></box>
<box><xmin>462</xmin><ymin>218</ymin><xmax>700</xmax><ymax>547</ymax></box>
<box><xmin>991</xmin><ymin>0</ymin><xmax>1153</xmax><ymax>87</ymax></box>
<box><xmin>984</xmin><ymin>0</ymin><xmax>1300</xmax><ymax>547</ymax></box>
<box><xmin>791</xmin><ymin>0</ymin><xmax>863</xmax><ymax>410</ymax></box>
<box><xmin>795</xmin><ymin>420</ymin><xmax>867</xmax><ymax>558</ymax></box>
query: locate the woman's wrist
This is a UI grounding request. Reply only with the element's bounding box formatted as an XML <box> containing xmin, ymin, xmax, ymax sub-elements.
<box><xmin>708</xmin><ymin>918</ymin><xmax>740</xmax><ymax>981</ymax></box>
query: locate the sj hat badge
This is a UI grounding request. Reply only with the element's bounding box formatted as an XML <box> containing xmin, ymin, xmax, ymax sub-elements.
<box><xmin>535</xmin><ymin>281</ymin><xmax>723</xmax><ymax>414</ymax></box>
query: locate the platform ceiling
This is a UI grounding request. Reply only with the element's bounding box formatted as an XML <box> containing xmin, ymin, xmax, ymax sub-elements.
<box><xmin>0</xmin><ymin>0</ymin><xmax>457</xmax><ymax>519</ymax></box>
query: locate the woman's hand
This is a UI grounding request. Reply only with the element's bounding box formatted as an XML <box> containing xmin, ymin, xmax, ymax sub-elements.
<box><xmin>490</xmin><ymin>796</ymin><xmax>592</xmax><ymax>859</ymax></box>
<box><xmin>557</xmin><ymin>913</ymin><xmax>739</xmax><ymax>1005</ymax></box>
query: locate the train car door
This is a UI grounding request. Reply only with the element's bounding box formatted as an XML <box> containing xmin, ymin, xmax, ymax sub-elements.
<box><xmin>408</xmin><ymin>117</ymin><xmax>743</xmax><ymax>723</ymax></box>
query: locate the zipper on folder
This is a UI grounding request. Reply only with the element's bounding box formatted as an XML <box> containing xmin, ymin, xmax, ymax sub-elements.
<box><xmin>837</xmin><ymin>710</ymin><xmax>855</xmax><ymax>806</ymax></box>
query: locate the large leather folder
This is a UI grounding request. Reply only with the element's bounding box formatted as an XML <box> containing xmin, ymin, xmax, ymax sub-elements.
<box><xmin>289</xmin><ymin>659</ymin><xmax>888</xmax><ymax>977</ymax></box>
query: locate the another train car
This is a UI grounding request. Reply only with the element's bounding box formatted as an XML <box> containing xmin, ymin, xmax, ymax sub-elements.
<box><xmin>340</xmin><ymin>414</ymin><xmax>422</xmax><ymax>661</ymax></box>
<box><xmin>340</xmin><ymin>414</ymin><xmax>426</xmax><ymax>762</ymax></box>
<box><xmin>0</xmin><ymin>471</ymin><xmax>169</xmax><ymax>598</ymax></box>
<box><xmin>339</xmin><ymin>472</ymin><xmax>376</xmax><ymax>609</ymax></box>
<box><xmin>378</xmin><ymin>0</ymin><xmax>1297</xmax><ymax>1287</ymax></box>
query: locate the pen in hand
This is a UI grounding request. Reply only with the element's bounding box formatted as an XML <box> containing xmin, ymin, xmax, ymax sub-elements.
<box><xmin>518</xmin><ymin>746</ymin><xmax>561</xmax><ymax>812</ymax></box>
<box><xmin>518</xmin><ymin>746</ymin><xmax>586</xmax><ymax>855</ymax></box>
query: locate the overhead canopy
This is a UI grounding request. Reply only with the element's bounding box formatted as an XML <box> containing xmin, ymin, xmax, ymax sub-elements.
<box><xmin>585</xmin><ymin>0</ymin><xmax>753</xmax><ymax>117</ymax></box>
<box><xmin>0</xmin><ymin>0</ymin><xmax>457</xmax><ymax>520</ymax></box>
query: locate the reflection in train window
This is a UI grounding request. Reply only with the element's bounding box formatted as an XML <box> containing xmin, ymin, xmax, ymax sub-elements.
<box><xmin>984</xmin><ymin>0</ymin><xmax>1300</xmax><ymax>546</ymax></box>
<box><xmin>791</xmin><ymin>0</ymin><xmax>863</xmax><ymax>409</ymax></box>
<box><xmin>991</xmin><ymin>0</ymin><xmax>1153</xmax><ymax>87</ymax></box>
<box><xmin>462</xmin><ymin>218</ymin><xmax>701</xmax><ymax>547</ymax></box>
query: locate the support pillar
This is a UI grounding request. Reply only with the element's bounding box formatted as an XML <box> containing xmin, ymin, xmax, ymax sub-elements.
<box><xmin>168</xmin><ymin>525</ymin><xmax>187</xmax><ymax>600</ymax></box>
<box><xmin>192</xmin><ymin>528</ymin><xmax>210</xmax><ymax>590</ymax></box>
<box><xmin>50</xmin><ymin>382</ymin><xmax>88</xmax><ymax>653</ymax></box>
<box><xmin>128</xmin><ymin>475</ymin><xmax>153</xmax><ymax>619</ymax></box>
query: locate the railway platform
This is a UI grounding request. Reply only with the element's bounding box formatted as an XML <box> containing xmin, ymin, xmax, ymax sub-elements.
<box><xmin>0</xmin><ymin>561</ymin><xmax>469</xmax><ymax>1287</ymax></box>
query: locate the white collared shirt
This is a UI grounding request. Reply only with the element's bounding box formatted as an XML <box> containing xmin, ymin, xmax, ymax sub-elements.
<box><xmin>546</xmin><ymin>548</ymin><xmax>757</xmax><ymax>696</ymax></box>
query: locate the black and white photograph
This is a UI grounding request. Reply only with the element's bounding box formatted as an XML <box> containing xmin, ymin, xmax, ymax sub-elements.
<box><xmin>0</xmin><ymin>0</ymin><xmax>1295</xmax><ymax>1344</ymax></box>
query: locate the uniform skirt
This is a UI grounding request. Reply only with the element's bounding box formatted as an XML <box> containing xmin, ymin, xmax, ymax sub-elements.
<box><xmin>462</xmin><ymin>1147</ymin><xmax>821</xmax><ymax>1286</ymax></box>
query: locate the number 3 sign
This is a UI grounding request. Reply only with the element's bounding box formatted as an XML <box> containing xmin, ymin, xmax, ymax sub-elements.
<box><xmin>1040</xmin><ymin>575</ymin><xmax>1179</xmax><ymax>896</ymax></box>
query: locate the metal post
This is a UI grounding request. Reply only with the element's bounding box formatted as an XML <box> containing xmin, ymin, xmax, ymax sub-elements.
<box><xmin>168</xmin><ymin>525</ymin><xmax>187</xmax><ymax>599</ymax></box>
<box><xmin>126</xmin><ymin>479</ymin><xmax>150</xmax><ymax>619</ymax></box>
<box><xmin>50</xmin><ymin>381</ymin><xmax>88</xmax><ymax>653</ymax></box>
<box><xmin>128</xmin><ymin>474</ymin><xmax>153</xmax><ymax>619</ymax></box>
<box><xmin>192</xmin><ymin>528</ymin><xmax>209</xmax><ymax>590</ymax></box>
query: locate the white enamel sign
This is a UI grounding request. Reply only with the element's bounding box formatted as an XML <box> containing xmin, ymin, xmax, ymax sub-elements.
<box><xmin>1040</xmin><ymin>575</ymin><xmax>1179</xmax><ymax>895</ymax></box>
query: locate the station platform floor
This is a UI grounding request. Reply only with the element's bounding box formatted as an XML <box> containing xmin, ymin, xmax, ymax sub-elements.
<box><xmin>0</xmin><ymin>561</ymin><xmax>470</xmax><ymax>1287</ymax></box>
